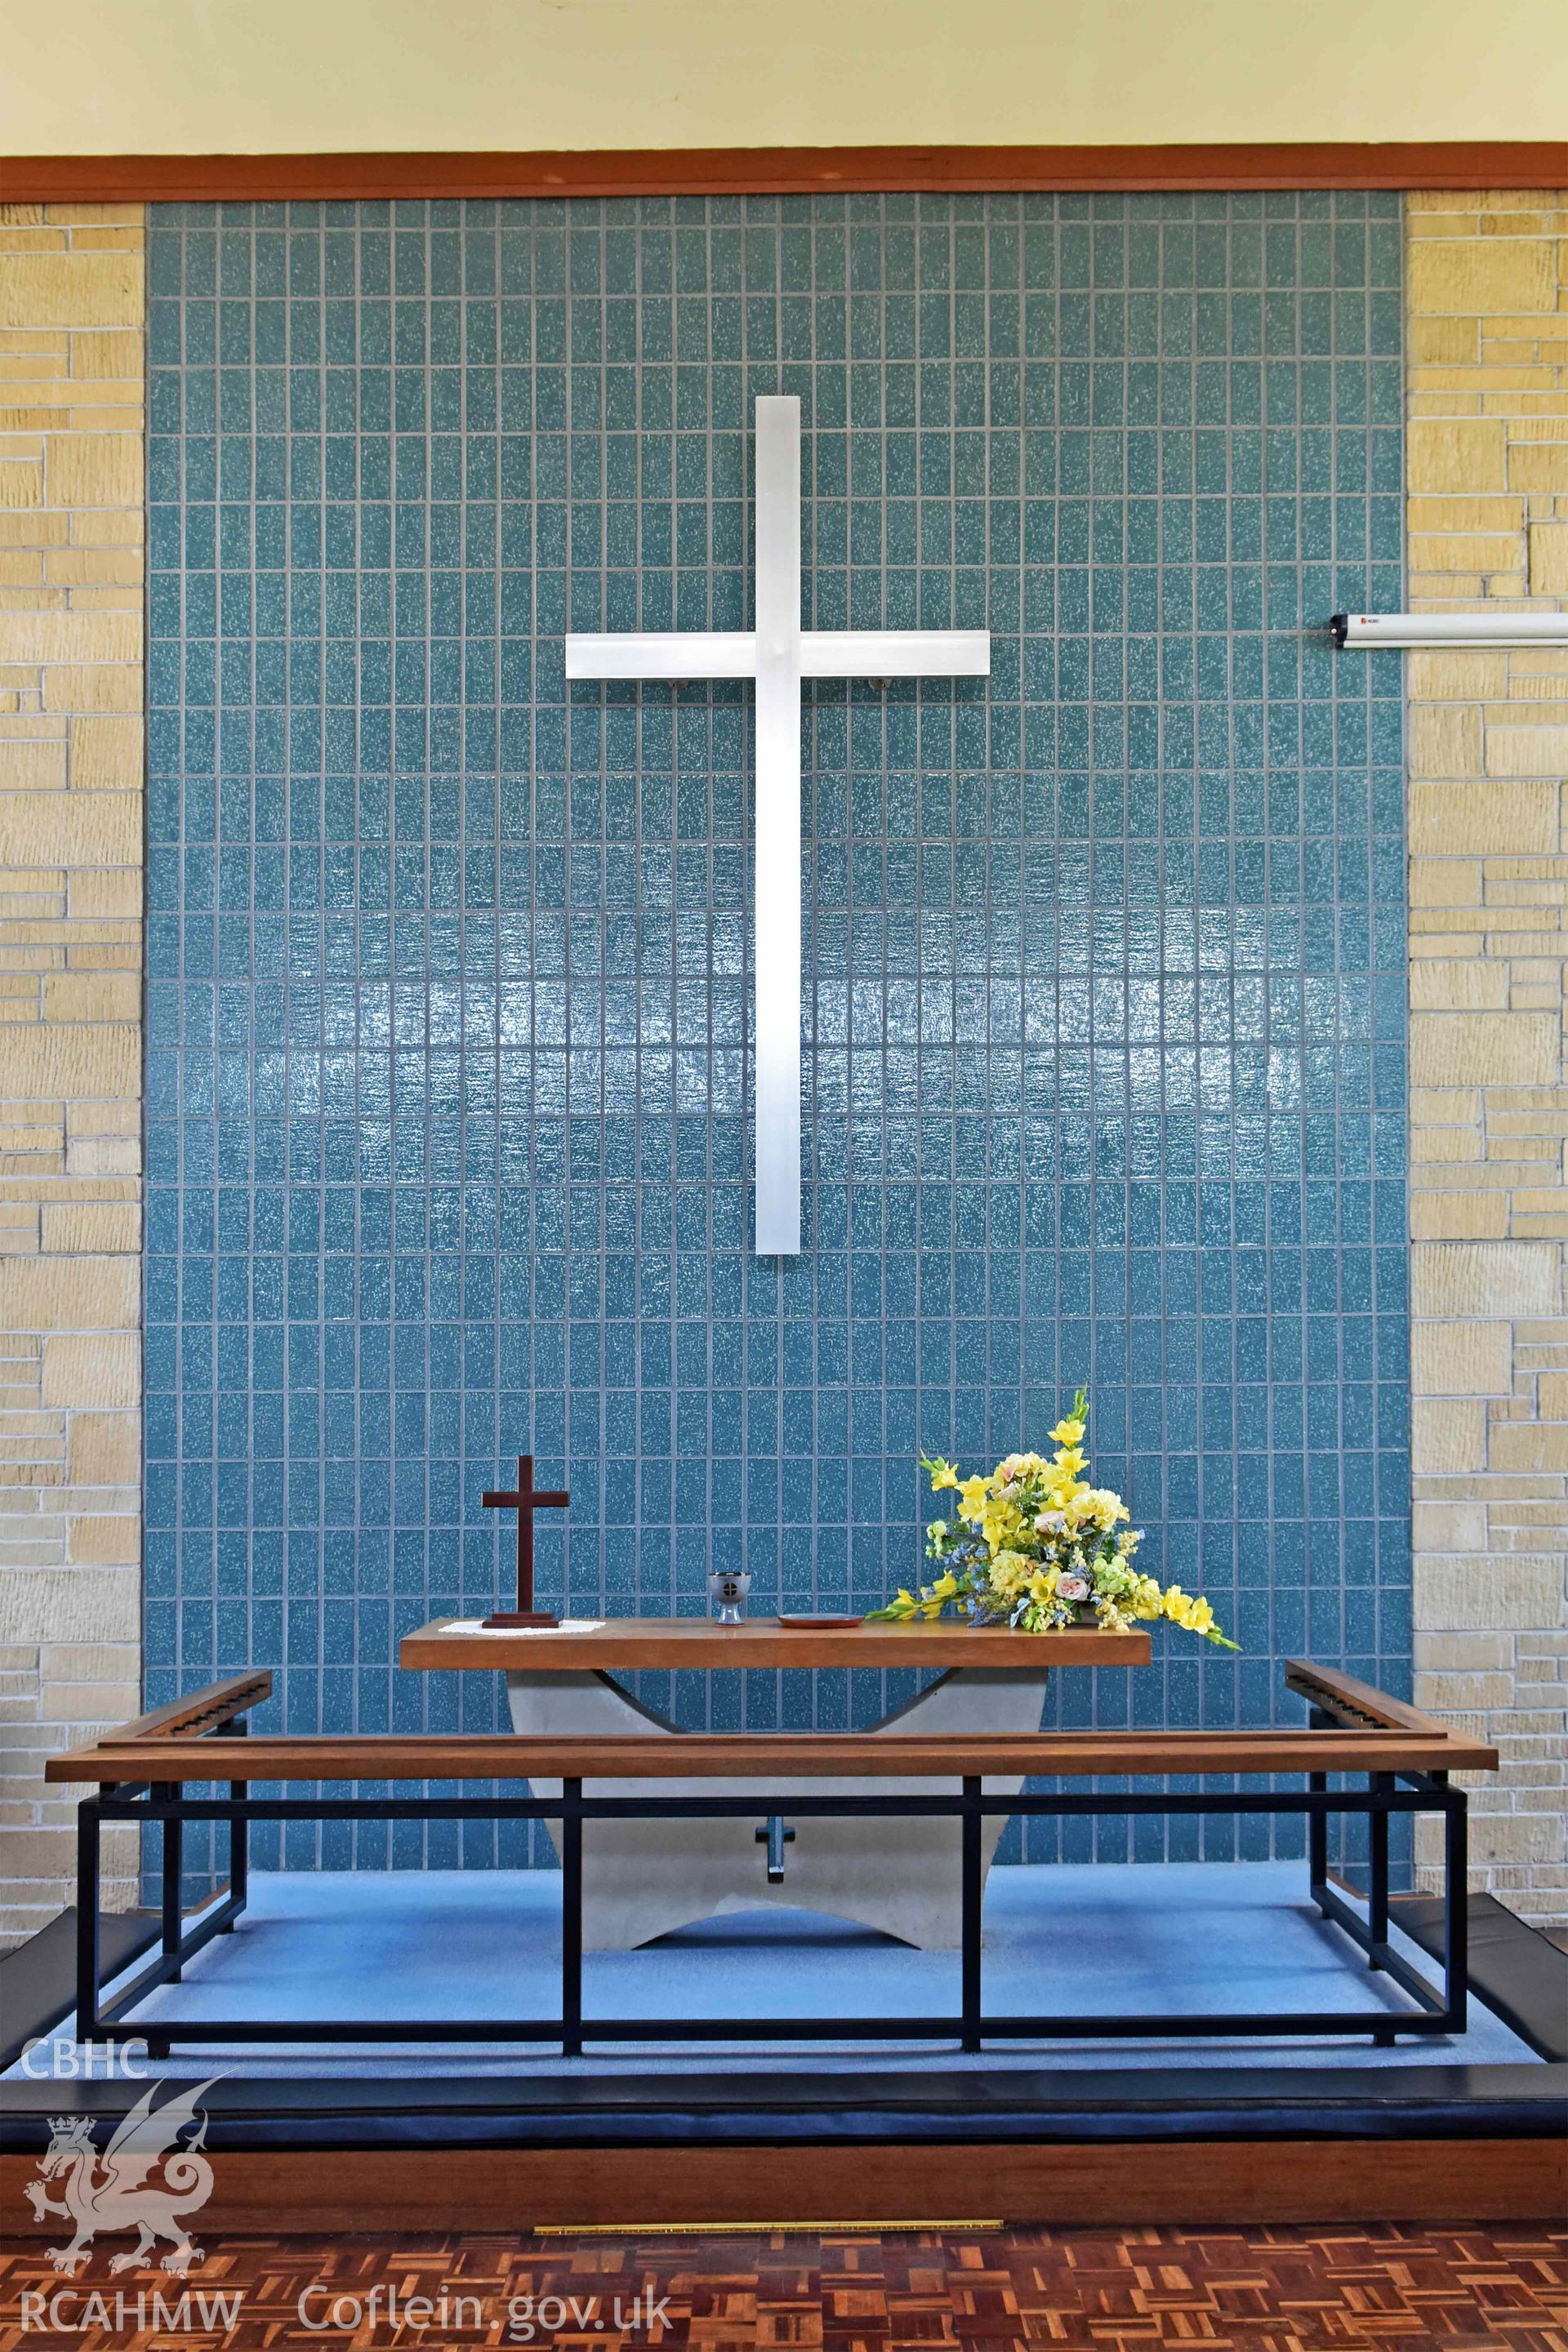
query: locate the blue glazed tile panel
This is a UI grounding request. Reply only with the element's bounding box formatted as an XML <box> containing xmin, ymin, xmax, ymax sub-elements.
<box><xmin>145</xmin><ymin>192</ymin><xmax>1406</xmax><ymax>1873</ymax></box>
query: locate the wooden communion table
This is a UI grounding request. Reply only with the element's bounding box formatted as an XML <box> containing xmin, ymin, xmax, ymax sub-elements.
<box><xmin>399</xmin><ymin>1617</ymin><xmax>1150</xmax><ymax>1949</ymax></box>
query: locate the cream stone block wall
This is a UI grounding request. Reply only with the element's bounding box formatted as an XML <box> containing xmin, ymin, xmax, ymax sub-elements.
<box><xmin>1407</xmin><ymin>192</ymin><xmax>1568</xmax><ymax>1922</ymax></box>
<box><xmin>2</xmin><ymin>181</ymin><xmax>1565</xmax><ymax>1946</ymax></box>
<box><xmin>0</xmin><ymin>203</ymin><xmax>143</xmax><ymax>1949</ymax></box>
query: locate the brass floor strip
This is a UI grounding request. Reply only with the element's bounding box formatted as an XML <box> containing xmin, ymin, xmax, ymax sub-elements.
<box><xmin>536</xmin><ymin>2217</ymin><xmax>1006</xmax><ymax>2236</ymax></box>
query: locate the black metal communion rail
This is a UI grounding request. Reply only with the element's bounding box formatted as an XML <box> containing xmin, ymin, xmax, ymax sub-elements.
<box><xmin>72</xmin><ymin>1718</ymin><xmax>1468</xmax><ymax>2058</ymax></box>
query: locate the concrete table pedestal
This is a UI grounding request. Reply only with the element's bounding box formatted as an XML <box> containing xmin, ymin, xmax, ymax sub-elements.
<box><xmin>506</xmin><ymin>1664</ymin><xmax>1054</xmax><ymax>1949</ymax></box>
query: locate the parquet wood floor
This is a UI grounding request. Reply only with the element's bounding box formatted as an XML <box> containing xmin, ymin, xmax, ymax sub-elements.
<box><xmin>2</xmin><ymin>2224</ymin><xmax>1564</xmax><ymax>2350</ymax></box>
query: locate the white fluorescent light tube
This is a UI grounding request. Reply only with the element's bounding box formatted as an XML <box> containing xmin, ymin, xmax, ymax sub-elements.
<box><xmin>1332</xmin><ymin>612</ymin><xmax>1568</xmax><ymax>648</ymax></box>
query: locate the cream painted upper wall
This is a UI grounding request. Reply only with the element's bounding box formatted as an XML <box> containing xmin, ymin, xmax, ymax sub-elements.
<box><xmin>2</xmin><ymin>0</ymin><xmax>1565</xmax><ymax>153</ymax></box>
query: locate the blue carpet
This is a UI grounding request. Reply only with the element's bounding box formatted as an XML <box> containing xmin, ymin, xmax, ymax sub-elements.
<box><xmin>16</xmin><ymin>1864</ymin><xmax>1538</xmax><ymax>2078</ymax></box>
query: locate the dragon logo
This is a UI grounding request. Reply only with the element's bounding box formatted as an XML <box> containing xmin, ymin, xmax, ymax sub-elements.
<box><xmin>24</xmin><ymin>2078</ymin><xmax>222</xmax><ymax>2275</ymax></box>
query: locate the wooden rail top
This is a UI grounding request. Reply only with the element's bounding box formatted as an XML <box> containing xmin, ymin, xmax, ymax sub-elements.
<box><xmin>48</xmin><ymin>1660</ymin><xmax>1498</xmax><ymax>1785</ymax></box>
<box><xmin>114</xmin><ymin>1670</ymin><xmax>272</xmax><ymax>1742</ymax></box>
<box><xmin>47</xmin><ymin>1724</ymin><xmax>1499</xmax><ymax>1786</ymax></box>
<box><xmin>1284</xmin><ymin>1659</ymin><xmax>1454</xmax><ymax>1739</ymax></box>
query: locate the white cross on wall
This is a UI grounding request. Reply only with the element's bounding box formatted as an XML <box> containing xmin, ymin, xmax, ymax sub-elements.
<box><xmin>565</xmin><ymin>395</ymin><xmax>991</xmax><ymax>1255</ymax></box>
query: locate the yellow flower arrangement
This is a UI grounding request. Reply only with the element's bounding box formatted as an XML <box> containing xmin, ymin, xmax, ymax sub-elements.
<box><xmin>870</xmin><ymin>1388</ymin><xmax>1237</xmax><ymax>1645</ymax></box>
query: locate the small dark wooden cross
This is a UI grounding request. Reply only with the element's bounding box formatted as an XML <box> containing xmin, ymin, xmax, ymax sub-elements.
<box><xmin>481</xmin><ymin>1453</ymin><xmax>570</xmax><ymax>1628</ymax></box>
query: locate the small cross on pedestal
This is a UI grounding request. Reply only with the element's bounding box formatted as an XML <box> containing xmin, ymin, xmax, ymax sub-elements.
<box><xmin>481</xmin><ymin>1454</ymin><xmax>570</xmax><ymax>1628</ymax></box>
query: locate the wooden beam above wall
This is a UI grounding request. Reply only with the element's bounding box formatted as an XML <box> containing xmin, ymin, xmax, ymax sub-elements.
<box><xmin>3</xmin><ymin>142</ymin><xmax>1567</xmax><ymax>203</ymax></box>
